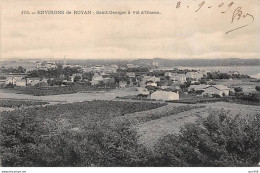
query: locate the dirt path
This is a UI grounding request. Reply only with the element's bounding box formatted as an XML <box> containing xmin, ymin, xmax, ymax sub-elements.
<box><xmin>136</xmin><ymin>102</ymin><xmax>260</xmax><ymax>149</ymax></box>
<box><xmin>136</xmin><ymin>107</ymin><xmax>209</xmax><ymax>149</ymax></box>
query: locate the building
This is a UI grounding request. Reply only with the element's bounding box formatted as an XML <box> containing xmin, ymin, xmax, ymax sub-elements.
<box><xmin>171</xmin><ymin>74</ymin><xmax>187</xmax><ymax>83</ymax></box>
<box><xmin>91</xmin><ymin>73</ymin><xmax>104</xmax><ymax>85</ymax></box>
<box><xmin>151</xmin><ymin>91</ymin><xmax>179</xmax><ymax>101</ymax></box>
<box><xmin>119</xmin><ymin>81</ymin><xmax>127</xmax><ymax>88</ymax></box>
<box><xmin>15</xmin><ymin>79</ymin><xmax>27</xmax><ymax>87</ymax></box>
<box><xmin>137</xmin><ymin>87</ymin><xmax>150</xmax><ymax>95</ymax></box>
<box><xmin>27</xmin><ymin>78</ymin><xmax>41</xmax><ymax>86</ymax></box>
<box><xmin>164</xmin><ymin>72</ymin><xmax>178</xmax><ymax>77</ymax></box>
<box><xmin>93</xmin><ymin>65</ymin><xmax>104</xmax><ymax>72</ymax></box>
<box><xmin>146</xmin><ymin>81</ymin><xmax>157</xmax><ymax>87</ymax></box>
<box><xmin>202</xmin><ymin>85</ymin><xmax>230</xmax><ymax>97</ymax></box>
<box><xmin>228</xmin><ymin>71</ymin><xmax>240</xmax><ymax>75</ymax></box>
<box><xmin>126</xmin><ymin>72</ymin><xmax>136</xmax><ymax>78</ymax></box>
<box><xmin>5</xmin><ymin>77</ymin><xmax>23</xmax><ymax>85</ymax></box>
<box><xmin>186</xmin><ymin>71</ymin><xmax>204</xmax><ymax>81</ymax></box>
<box><xmin>188</xmin><ymin>84</ymin><xmax>210</xmax><ymax>92</ymax></box>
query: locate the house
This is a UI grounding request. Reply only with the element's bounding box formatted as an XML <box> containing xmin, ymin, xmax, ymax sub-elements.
<box><xmin>0</xmin><ymin>79</ymin><xmax>5</xmax><ymax>87</ymax></box>
<box><xmin>91</xmin><ymin>73</ymin><xmax>104</xmax><ymax>85</ymax></box>
<box><xmin>146</xmin><ymin>81</ymin><xmax>157</xmax><ymax>87</ymax></box>
<box><xmin>188</xmin><ymin>84</ymin><xmax>210</xmax><ymax>92</ymax></box>
<box><xmin>93</xmin><ymin>65</ymin><xmax>104</xmax><ymax>72</ymax></box>
<box><xmin>202</xmin><ymin>85</ymin><xmax>230</xmax><ymax>97</ymax></box>
<box><xmin>140</xmin><ymin>75</ymin><xmax>160</xmax><ymax>87</ymax></box>
<box><xmin>119</xmin><ymin>81</ymin><xmax>127</xmax><ymax>88</ymax></box>
<box><xmin>142</xmin><ymin>76</ymin><xmax>160</xmax><ymax>83</ymax></box>
<box><xmin>161</xmin><ymin>85</ymin><xmax>180</xmax><ymax>91</ymax></box>
<box><xmin>5</xmin><ymin>77</ymin><xmax>23</xmax><ymax>85</ymax></box>
<box><xmin>126</xmin><ymin>72</ymin><xmax>135</xmax><ymax>78</ymax></box>
<box><xmin>152</xmin><ymin>61</ymin><xmax>159</xmax><ymax>67</ymax></box>
<box><xmin>16</xmin><ymin>79</ymin><xmax>27</xmax><ymax>87</ymax></box>
<box><xmin>111</xmin><ymin>64</ymin><xmax>118</xmax><ymax>69</ymax></box>
<box><xmin>228</xmin><ymin>71</ymin><xmax>240</xmax><ymax>75</ymax></box>
<box><xmin>171</xmin><ymin>74</ymin><xmax>187</xmax><ymax>83</ymax></box>
<box><xmin>137</xmin><ymin>87</ymin><xmax>150</xmax><ymax>95</ymax></box>
<box><xmin>27</xmin><ymin>78</ymin><xmax>41</xmax><ymax>86</ymax></box>
<box><xmin>186</xmin><ymin>71</ymin><xmax>204</xmax><ymax>81</ymax></box>
<box><xmin>103</xmin><ymin>77</ymin><xmax>115</xmax><ymax>85</ymax></box>
<box><xmin>164</xmin><ymin>72</ymin><xmax>178</xmax><ymax>77</ymax></box>
<box><xmin>151</xmin><ymin>91</ymin><xmax>179</xmax><ymax>101</ymax></box>
<box><xmin>127</xmin><ymin>64</ymin><xmax>134</xmax><ymax>68</ymax></box>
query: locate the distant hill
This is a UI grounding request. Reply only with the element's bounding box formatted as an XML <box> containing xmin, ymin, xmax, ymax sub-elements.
<box><xmin>1</xmin><ymin>58</ymin><xmax>259</xmax><ymax>68</ymax></box>
<box><xmin>131</xmin><ymin>58</ymin><xmax>260</xmax><ymax>67</ymax></box>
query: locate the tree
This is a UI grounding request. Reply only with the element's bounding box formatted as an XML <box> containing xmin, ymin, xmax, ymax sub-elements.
<box><xmin>255</xmin><ymin>86</ymin><xmax>260</xmax><ymax>92</ymax></box>
<box><xmin>155</xmin><ymin>112</ymin><xmax>260</xmax><ymax>167</ymax></box>
<box><xmin>74</xmin><ymin>76</ymin><xmax>81</xmax><ymax>83</ymax></box>
<box><xmin>234</xmin><ymin>87</ymin><xmax>243</xmax><ymax>93</ymax></box>
<box><xmin>17</xmin><ymin>66</ymin><xmax>26</xmax><ymax>73</ymax></box>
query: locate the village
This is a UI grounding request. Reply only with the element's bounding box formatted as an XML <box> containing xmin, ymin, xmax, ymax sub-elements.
<box><xmin>0</xmin><ymin>60</ymin><xmax>259</xmax><ymax>102</ymax></box>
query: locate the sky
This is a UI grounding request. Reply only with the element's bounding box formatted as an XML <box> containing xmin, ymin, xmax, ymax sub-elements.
<box><xmin>0</xmin><ymin>0</ymin><xmax>259</xmax><ymax>60</ymax></box>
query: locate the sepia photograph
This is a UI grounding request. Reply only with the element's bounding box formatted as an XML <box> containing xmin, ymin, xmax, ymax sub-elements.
<box><xmin>0</xmin><ymin>0</ymin><xmax>259</xmax><ymax>172</ymax></box>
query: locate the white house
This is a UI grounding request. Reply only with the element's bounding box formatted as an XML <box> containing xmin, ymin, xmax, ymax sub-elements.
<box><xmin>202</xmin><ymin>85</ymin><xmax>230</xmax><ymax>97</ymax></box>
<box><xmin>164</xmin><ymin>72</ymin><xmax>177</xmax><ymax>77</ymax></box>
<box><xmin>119</xmin><ymin>81</ymin><xmax>127</xmax><ymax>88</ymax></box>
<box><xmin>15</xmin><ymin>79</ymin><xmax>27</xmax><ymax>87</ymax></box>
<box><xmin>27</xmin><ymin>78</ymin><xmax>41</xmax><ymax>86</ymax></box>
<box><xmin>5</xmin><ymin>77</ymin><xmax>23</xmax><ymax>85</ymax></box>
<box><xmin>146</xmin><ymin>81</ymin><xmax>157</xmax><ymax>87</ymax></box>
<box><xmin>151</xmin><ymin>91</ymin><xmax>179</xmax><ymax>101</ymax></box>
<box><xmin>91</xmin><ymin>73</ymin><xmax>104</xmax><ymax>85</ymax></box>
<box><xmin>137</xmin><ymin>87</ymin><xmax>150</xmax><ymax>95</ymax></box>
<box><xmin>126</xmin><ymin>72</ymin><xmax>136</xmax><ymax>78</ymax></box>
<box><xmin>171</xmin><ymin>74</ymin><xmax>187</xmax><ymax>83</ymax></box>
<box><xmin>188</xmin><ymin>84</ymin><xmax>210</xmax><ymax>92</ymax></box>
<box><xmin>186</xmin><ymin>72</ymin><xmax>204</xmax><ymax>81</ymax></box>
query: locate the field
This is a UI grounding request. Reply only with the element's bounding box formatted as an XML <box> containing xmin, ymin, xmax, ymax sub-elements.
<box><xmin>0</xmin><ymin>100</ymin><xmax>166</xmax><ymax>166</ymax></box>
<box><xmin>0</xmin><ymin>99</ymin><xmax>48</xmax><ymax>108</ymax></box>
<box><xmin>3</xmin><ymin>84</ymin><xmax>114</xmax><ymax>96</ymax></box>
<box><xmin>136</xmin><ymin>102</ymin><xmax>260</xmax><ymax>149</ymax></box>
<box><xmin>0</xmin><ymin>97</ymin><xmax>259</xmax><ymax>166</ymax></box>
<box><xmin>0</xmin><ymin>88</ymin><xmax>138</xmax><ymax>103</ymax></box>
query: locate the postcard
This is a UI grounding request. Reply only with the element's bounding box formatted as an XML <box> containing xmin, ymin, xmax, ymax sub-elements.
<box><xmin>0</xmin><ymin>0</ymin><xmax>259</xmax><ymax>172</ymax></box>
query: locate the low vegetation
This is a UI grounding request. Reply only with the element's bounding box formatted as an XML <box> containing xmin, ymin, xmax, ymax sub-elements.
<box><xmin>0</xmin><ymin>100</ymin><xmax>259</xmax><ymax>167</ymax></box>
<box><xmin>0</xmin><ymin>101</ymin><xmax>165</xmax><ymax>167</ymax></box>
<box><xmin>154</xmin><ymin>112</ymin><xmax>260</xmax><ymax>167</ymax></box>
<box><xmin>4</xmin><ymin>84</ymin><xmax>112</xmax><ymax>96</ymax></box>
<box><xmin>0</xmin><ymin>99</ymin><xmax>48</xmax><ymax>108</ymax></box>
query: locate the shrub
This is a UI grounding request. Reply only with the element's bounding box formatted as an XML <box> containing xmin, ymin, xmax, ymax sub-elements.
<box><xmin>255</xmin><ymin>86</ymin><xmax>260</xmax><ymax>92</ymax></box>
<box><xmin>154</xmin><ymin>112</ymin><xmax>260</xmax><ymax>167</ymax></box>
<box><xmin>234</xmin><ymin>87</ymin><xmax>243</xmax><ymax>93</ymax></box>
<box><xmin>0</xmin><ymin>100</ymin><xmax>162</xmax><ymax>166</ymax></box>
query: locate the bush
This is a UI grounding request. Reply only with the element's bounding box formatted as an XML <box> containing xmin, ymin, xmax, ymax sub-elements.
<box><xmin>154</xmin><ymin>112</ymin><xmax>260</xmax><ymax>166</ymax></box>
<box><xmin>0</xmin><ymin>100</ymin><xmax>163</xmax><ymax>166</ymax></box>
<box><xmin>255</xmin><ymin>86</ymin><xmax>260</xmax><ymax>92</ymax></box>
<box><xmin>234</xmin><ymin>87</ymin><xmax>243</xmax><ymax>93</ymax></box>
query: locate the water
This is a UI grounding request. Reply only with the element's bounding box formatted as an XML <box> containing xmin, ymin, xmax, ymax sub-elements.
<box><xmin>179</xmin><ymin>66</ymin><xmax>260</xmax><ymax>78</ymax></box>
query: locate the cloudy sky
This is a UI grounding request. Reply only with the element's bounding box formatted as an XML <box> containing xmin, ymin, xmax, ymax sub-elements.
<box><xmin>0</xmin><ymin>0</ymin><xmax>259</xmax><ymax>60</ymax></box>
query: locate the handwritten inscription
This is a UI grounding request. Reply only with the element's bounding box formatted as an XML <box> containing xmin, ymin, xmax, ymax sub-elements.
<box><xmin>175</xmin><ymin>1</ymin><xmax>255</xmax><ymax>34</ymax></box>
<box><xmin>20</xmin><ymin>1</ymin><xmax>255</xmax><ymax>35</ymax></box>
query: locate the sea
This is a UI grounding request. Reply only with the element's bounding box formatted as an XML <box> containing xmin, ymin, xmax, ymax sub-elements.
<box><xmin>179</xmin><ymin>66</ymin><xmax>260</xmax><ymax>79</ymax></box>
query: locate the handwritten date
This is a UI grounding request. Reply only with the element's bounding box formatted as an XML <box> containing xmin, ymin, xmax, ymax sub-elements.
<box><xmin>176</xmin><ymin>1</ymin><xmax>255</xmax><ymax>34</ymax></box>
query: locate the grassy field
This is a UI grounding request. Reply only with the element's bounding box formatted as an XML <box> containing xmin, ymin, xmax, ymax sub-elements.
<box><xmin>1</xmin><ymin>99</ymin><xmax>259</xmax><ymax>166</ymax></box>
<box><xmin>0</xmin><ymin>99</ymin><xmax>48</xmax><ymax>108</ymax></box>
<box><xmin>135</xmin><ymin>101</ymin><xmax>260</xmax><ymax>149</ymax></box>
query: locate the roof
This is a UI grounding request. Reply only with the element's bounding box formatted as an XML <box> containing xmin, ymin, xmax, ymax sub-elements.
<box><xmin>204</xmin><ymin>85</ymin><xmax>229</xmax><ymax>91</ymax></box>
<box><xmin>152</xmin><ymin>91</ymin><xmax>179</xmax><ymax>96</ymax></box>
<box><xmin>189</xmin><ymin>84</ymin><xmax>209</xmax><ymax>90</ymax></box>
